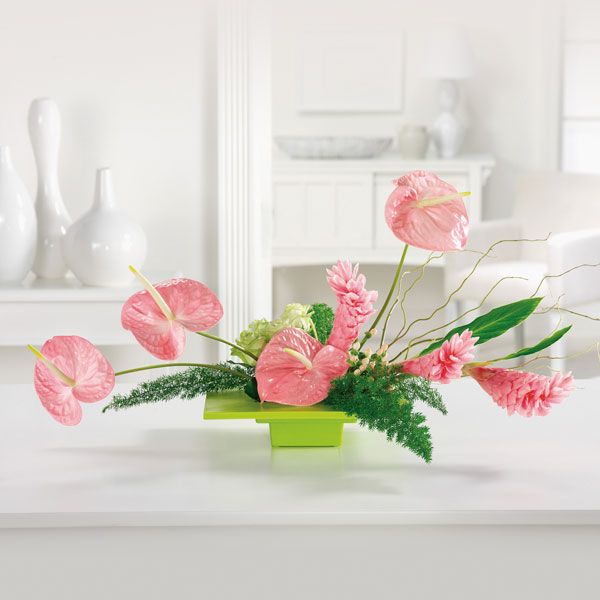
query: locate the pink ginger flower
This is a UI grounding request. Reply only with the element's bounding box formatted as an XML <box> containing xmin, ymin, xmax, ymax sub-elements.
<box><xmin>121</xmin><ymin>267</ymin><xmax>223</xmax><ymax>360</ymax></box>
<box><xmin>468</xmin><ymin>366</ymin><xmax>574</xmax><ymax>417</ymax></box>
<box><xmin>326</xmin><ymin>260</ymin><xmax>378</xmax><ymax>352</ymax></box>
<box><xmin>255</xmin><ymin>327</ymin><xmax>348</xmax><ymax>406</ymax></box>
<box><xmin>29</xmin><ymin>336</ymin><xmax>115</xmax><ymax>426</ymax></box>
<box><xmin>402</xmin><ymin>330</ymin><xmax>477</xmax><ymax>384</ymax></box>
<box><xmin>385</xmin><ymin>170</ymin><xmax>469</xmax><ymax>251</ymax></box>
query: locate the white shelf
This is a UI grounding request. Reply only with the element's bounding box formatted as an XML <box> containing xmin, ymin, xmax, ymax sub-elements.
<box><xmin>0</xmin><ymin>273</ymin><xmax>170</xmax><ymax>303</ymax></box>
<box><xmin>273</xmin><ymin>152</ymin><xmax>495</xmax><ymax>174</ymax></box>
<box><xmin>272</xmin><ymin>247</ymin><xmax>446</xmax><ymax>268</ymax></box>
<box><xmin>0</xmin><ymin>273</ymin><xmax>170</xmax><ymax>346</ymax></box>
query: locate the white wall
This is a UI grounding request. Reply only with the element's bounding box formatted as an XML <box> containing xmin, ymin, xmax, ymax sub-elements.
<box><xmin>0</xmin><ymin>0</ymin><xmax>217</xmax><ymax>279</ymax></box>
<box><xmin>272</xmin><ymin>0</ymin><xmax>561</xmax><ymax>219</ymax></box>
<box><xmin>0</xmin><ymin>0</ymin><xmax>219</xmax><ymax>380</ymax></box>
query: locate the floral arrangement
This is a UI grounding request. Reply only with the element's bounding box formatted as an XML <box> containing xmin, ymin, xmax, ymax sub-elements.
<box><xmin>28</xmin><ymin>171</ymin><xmax>578</xmax><ymax>462</ymax></box>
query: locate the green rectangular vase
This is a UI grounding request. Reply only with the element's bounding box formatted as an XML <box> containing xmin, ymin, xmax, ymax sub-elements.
<box><xmin>203</xmin><ymin>391</ymin><xmax>356</xmax><ymax>448</ymax></box>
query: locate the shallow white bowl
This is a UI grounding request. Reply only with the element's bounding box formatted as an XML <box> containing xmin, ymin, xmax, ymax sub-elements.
<box><xmin>274</xmin><ymin>136</ymin><xmax>392</xmax><ymax>159</ymax></box>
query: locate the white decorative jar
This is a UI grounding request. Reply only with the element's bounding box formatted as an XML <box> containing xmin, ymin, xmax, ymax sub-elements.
<box><xmin>63</xmin><ymin>168</ymin><xmax>147</xmax><ymax>287</ymax></box>
<box><xmin>0</xmin><ymin>146</ymin><xmax>37</xmax><ymax>283</ymax></box>
<box><xmin>398</xmin><ymin>125</ymin><xmax>429</xmax><ymax>159</ymax></box>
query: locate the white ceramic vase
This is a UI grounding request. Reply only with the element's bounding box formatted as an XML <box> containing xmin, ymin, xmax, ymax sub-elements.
<box><xmin>63</xmin><ymin>168</ymin><xmax>147</xmax><ymax>287</ymax></box>
<box><xmin>0</xmin><ymin>146</ymin><xmax>37</xmax><ymax>283</ymax></box>
<box><xmin>28</xmin><ymin>97</ymin><xmax>72</xmax><ymax>279</ymax></box>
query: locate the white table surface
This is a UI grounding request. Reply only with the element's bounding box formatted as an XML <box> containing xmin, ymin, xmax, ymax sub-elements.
<box><xmin>2</xmin><ymin>377</ymin><xmax>599</xmax><ymax>529</ymax></box>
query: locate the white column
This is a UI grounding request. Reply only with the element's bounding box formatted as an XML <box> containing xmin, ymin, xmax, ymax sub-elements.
<box><xmin>217</xmin><ymin>0</ymin><xmax>272</xmax><ymax>359</ymax></box>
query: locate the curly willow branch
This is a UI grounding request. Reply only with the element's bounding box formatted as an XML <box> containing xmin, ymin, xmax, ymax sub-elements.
<box><xmin>509</xmin><ymin>343</ymin><xmax>599</xmax><ymax>370</ymax></box>
<box><xmin>379</xmin><ymin>252</ymin><xmax>443</xmax><ymax>347</ymax></box>
<box><xmin>388</xmin><ymin>234</ymin><xmax>550</xmax><ymax>349</ymax></box>
<box><xmin>530</xmin><ymin>262</ymin><xmax>600</xmax><ymax>298</ymax></box>
<box><xmin>390</xmin><ymin>274</ymin><xmax>529</xmax><ymax>362</ymax></box>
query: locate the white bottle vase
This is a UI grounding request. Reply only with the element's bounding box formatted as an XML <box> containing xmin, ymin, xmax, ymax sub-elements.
<box><xmin>0</xmin><ymin>146</ymin><xmax>37</xmax><ymax>283</ymax></box>
<box><xmin>28</xmin><ymin>98</ymin><xmax>72</xmax><ymax>279</ymax></box>
<box><xmin>63</xmin><ymin>168</ymin><xmax>147</xmax><ymax>287</ymax></box>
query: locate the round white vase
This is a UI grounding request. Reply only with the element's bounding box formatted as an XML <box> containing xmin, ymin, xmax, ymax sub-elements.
<box><xmin>63</xmin><ymin>168</ymin><xmax>147</xmax><ymax>287</ymax></box>
<box><xmin>0</xmin><ymin>146</ymin><xmax>37</xmax><ymax>283</ymax></box>
<box><xmin>28</xmin><ymin>98</ymin><xmax>72</xmax><ymax>279</ymax></box>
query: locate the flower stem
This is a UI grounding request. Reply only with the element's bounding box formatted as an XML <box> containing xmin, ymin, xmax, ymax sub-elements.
<box><xmin>114</xmin><ymin>362</ymin><xmax>252</xmax><ymax>380</ymax></box>
<box><xmin>359</xmin><ymin>243</ymin><xmax>409</xmax><ymax>349</ymax></box>
<box><xmin>194</xmin><ymin>331</ymin><xmax>258</xmax><ymax>361</ymax></box>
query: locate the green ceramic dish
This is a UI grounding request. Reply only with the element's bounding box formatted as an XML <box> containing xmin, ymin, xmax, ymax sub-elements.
<box><xmin>203</xmin><ymin>391</ymin><xmax>356</xmax><ymax>447</ymax></box>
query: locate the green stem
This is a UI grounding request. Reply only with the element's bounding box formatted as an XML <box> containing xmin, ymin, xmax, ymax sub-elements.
<box><xmin>114</xmin><ymin>362</ymin><xmax>252</xmax><ymax>380</ymax></box>
<box><xmin>195</xmin><ymin>331</ymin><xmax>258</xmax><ymax>361</ymax></box>
<box><xmin>359</xmin><ymin>244</ymin><xmax>409</xmax><ymax>349</ymax></box>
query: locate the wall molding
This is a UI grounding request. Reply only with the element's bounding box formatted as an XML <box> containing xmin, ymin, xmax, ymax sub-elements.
<box><xmin>217</xmin><ymin>0</ymin><xmax>272</xmax><ymax>358</ymax></box>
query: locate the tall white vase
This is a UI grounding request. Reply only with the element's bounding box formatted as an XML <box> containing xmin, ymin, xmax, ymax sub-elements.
<box><xmin>63</xmin><ymin>168</ymin><xmax>147</xmax><ymax>287</ymax></box>
<box><xmin>28</xmin><ymin>97</ymin><xmax>72</xmax><ymax>279</ymax></box>
<box><xmin>0</xmin><ymin>146</ymin><xmax>37</xmax><ymax>283</ymax></box>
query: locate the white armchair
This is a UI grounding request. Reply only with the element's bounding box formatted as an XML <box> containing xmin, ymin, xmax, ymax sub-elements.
<box><xmin>445</xmin><ymin>172</ymin><xmax>600</xmax><ymax>367</ymax></box>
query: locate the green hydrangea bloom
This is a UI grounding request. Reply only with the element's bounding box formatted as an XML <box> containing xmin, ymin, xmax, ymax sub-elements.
<box><xmin>231</xmin><ymin>303</ymin><xmax>313</xmax><ymax>365</ymax></box>
<box><xmin>231</xmin><ymin>319</ymin><xmax>280</xmax><ymax>365</ymax></box>
<box><xmin>278</xmin><ymin>303</ymin><xmax>313</xmax><ymax>330</ymax></box>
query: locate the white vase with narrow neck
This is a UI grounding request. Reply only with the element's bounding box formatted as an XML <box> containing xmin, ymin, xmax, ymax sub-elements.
<box><xmin>28</xmin><ymin>97</ymin><xmax>72</xmax><ymax>279</ymax></box>
<box><xmin>63</xmin><ymin>168</ymin><xmax>147</xmax><ymax>287</ymax></box>
<box><xmin>0</xmin><ymin>146</ymin><xmax>37</xmax><ymax>283</ymax></box>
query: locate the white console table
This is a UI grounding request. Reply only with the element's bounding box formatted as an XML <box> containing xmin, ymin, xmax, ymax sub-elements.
<box><xmin>272</xmin><ymin>154</ymin><xmax>494</xmax><ymax>267</ymax></box>
<box><xmin>1</xmin><ymin>377</ymin><xmax>598</xmax><ymax>599</ymax></box>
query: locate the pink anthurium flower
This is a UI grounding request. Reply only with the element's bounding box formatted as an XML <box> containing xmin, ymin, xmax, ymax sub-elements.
<box><xmin>255</xmin><ymin>327</ymin><xmax>348</xmax><ymax>406</ymax></box>
<box><xmin>121</xmin><ymin>266</ymin><xmax>223</xmax><ymax>360</ymax></box>
<box><xmin>466</xmin><ymin>365</ymin><xmax>574</xmax><ymax>417</ymax></box>
<box><xmin>402</xmin><ymin>330</ymin><xmax>478</xmax><ymax>384</ymax></box>
<box><xmin>29</xmin><ymin>336</ymin><xmax>115</xmax><ymax>426</ymax></box>
<box><xmin>385</xmin><ymin>170</ymin><xmax>470</xmax><ymax>251</ymax></box>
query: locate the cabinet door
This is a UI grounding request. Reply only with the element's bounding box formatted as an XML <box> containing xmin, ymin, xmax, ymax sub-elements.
<box><xmin>374</xmin><ymin>172</ymin><xmax>470</xmax><ymax>249</ymax></box>
<box><xmin>273</xmin><ymin>174</ymin><xmax>373</xmax><ymax>250</ymax></box>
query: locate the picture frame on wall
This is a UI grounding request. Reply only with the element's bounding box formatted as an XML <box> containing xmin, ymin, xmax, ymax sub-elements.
<box><xmin>297</xmin><ymin>31</ymin><xmax>405</xmax><ymax>113</ymax></box>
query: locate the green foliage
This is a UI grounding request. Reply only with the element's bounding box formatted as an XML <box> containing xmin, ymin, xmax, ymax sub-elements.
<box><xmin>102</xmin><ymin>364</ymin><xmax>253</xmax><ymax>412</ymax></box>
<box><xmin>420</xmin><ymin>297</ymin><xmax>543</xmax><ymax>355</ymax></box>
<box><xmin>244</xmin><ymin>376</ymin><xmax>260</xmax><ymax>401</ymax></box>
<box><xmin>231</xmin><ymin>304</ymin><xmax>313</xmax><ymax>365</ymax></box>
<box><xmin>325</xmin><ymin>369</ymin><xmax>446</xmax><ymax>462</ymax></box>
<box><xmin>493</xmin><ymin>325</ymin><xmax>572</xmax><ymax>362</ymax></box>
<box><xmin>309</xmin><ymin>303</ymin><xmax>335</xmax><ymax>343</ymax></box>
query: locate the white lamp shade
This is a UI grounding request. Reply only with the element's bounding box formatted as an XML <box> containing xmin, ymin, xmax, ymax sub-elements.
<box><xmin>421</xmin><ymin>25</ymin><xmax>473</xmax><ymax>79</ymax></box>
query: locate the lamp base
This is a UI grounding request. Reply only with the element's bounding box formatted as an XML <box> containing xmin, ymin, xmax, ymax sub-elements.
<box><xmin>431</xmin><ymin>79</ymin><xmax>465</xmax><ymax>159</ymax></box>
<box><xmin>431</xmin><ymin>110</ymin><xmax>465</xmax><ymax>159</ymax></box>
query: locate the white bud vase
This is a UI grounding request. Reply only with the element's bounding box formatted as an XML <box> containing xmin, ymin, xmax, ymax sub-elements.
<box><xmin>28</xmin><ymin>98</ymin><xmax>72</xmax><ymax>279</ymax></box>
<box><xmin>0</xmin><ymin>146</ymin><xmax>37</xmax><ymax>283</ymax></box>
<box><xmin>63</xmin><ymin>168</ymin><xmax>147</xmax><ymax>287</ymax></box>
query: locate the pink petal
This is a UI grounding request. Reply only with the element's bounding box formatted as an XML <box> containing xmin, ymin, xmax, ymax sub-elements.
<box><xmin>34</xmin><ymin>366</ymin><xmax>82</xmax><ymax>426</ymax></box>
<box><xmin>33</xmin><ymin>336</ymin><xmax>115</xmax><ymax>425</ymax></box>
<box><xmin>156</xmin><ymin>278</ymin><xmax>223</xmax><ymax>331</ymax></box>
<box><xmin>121</xmin><ymin>278</ymin><xmax>223</xmax><ymax>360</ymax></box>
<box><xmin>121</xmin><ymin>290</ymin><xmax>185</xmax><ymax>360</ymax></box>
<box><xmin>385</xmin><ymin>170</ymin><xmax>468</xmax><ymax>251</ymax></box>
<box><xmin>256</xmin><ymin>328</ymin><xmax>348</xmax><ymax>406</ymax></box>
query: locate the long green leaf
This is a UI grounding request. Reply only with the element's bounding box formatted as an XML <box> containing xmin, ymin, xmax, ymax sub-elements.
<box><xmin>419</xmin><ymin>297</ymin><xmax>543</xmax><ymax>356</ymax></box>
<box><xmin>491</xmin><ymin>325</ymin><xmax>571</xmax><ymax>362</ymax></box>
